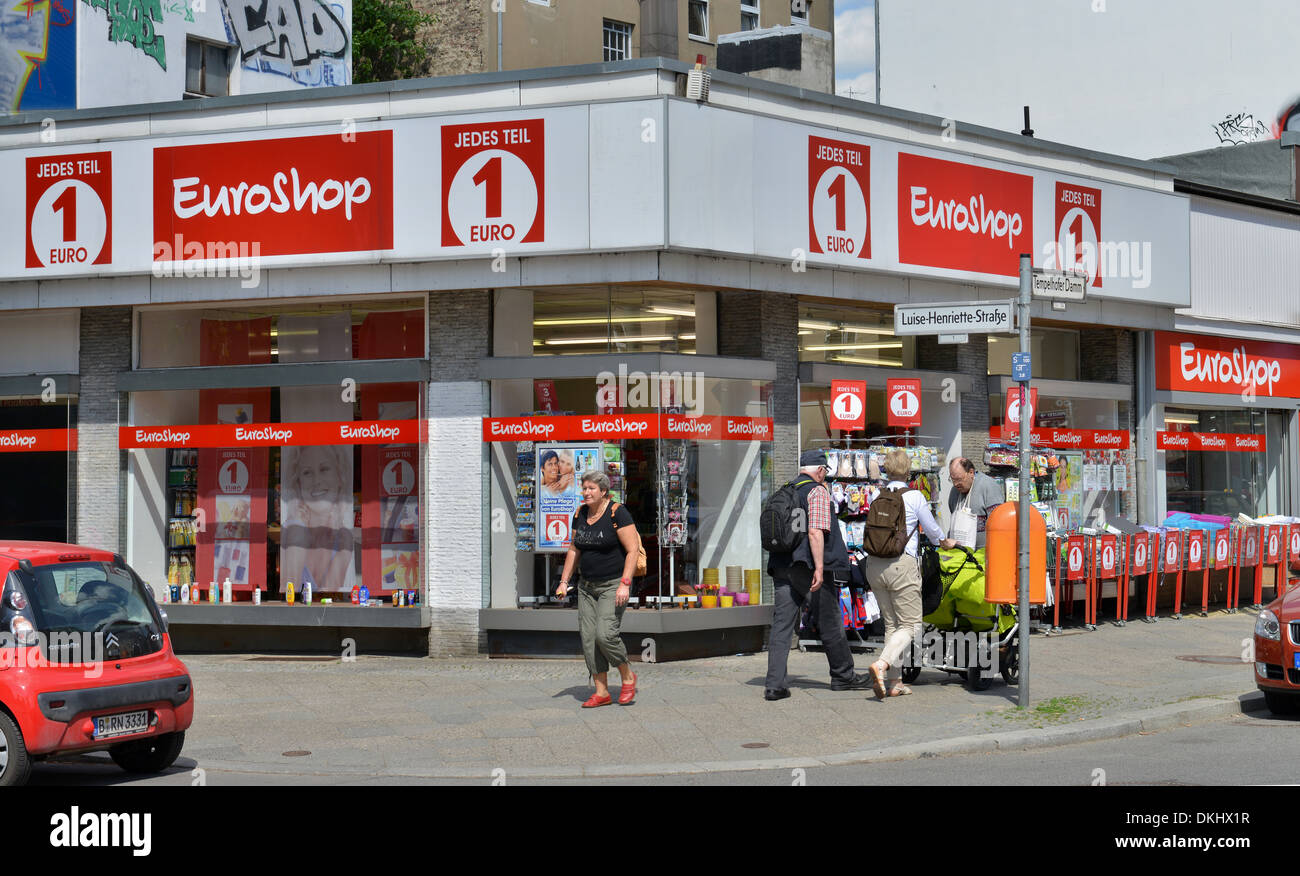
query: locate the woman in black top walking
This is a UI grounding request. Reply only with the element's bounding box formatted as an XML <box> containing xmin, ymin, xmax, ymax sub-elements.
<box><xmin>556</xmin><ymin>470</ymin><xmax>640</xmax><ymax>707</ymax></box>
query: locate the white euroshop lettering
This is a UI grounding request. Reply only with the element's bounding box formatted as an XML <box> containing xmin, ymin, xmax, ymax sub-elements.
<box><xmin>1050</xmin><ymin>430</ymin><xmax>1084</xmax><ymax>446</ymax></box>
<box><xmin>1162</xmin><ymin>433</ymin><xmax>1190</xmax><ymax>448</ymax></box>
<box><xmin>234</xmin><ymin>426</ymin><xmax>294</xmax><ymax>443</ymax></box>
<box><xmin>581</xmin><ymin>417</ymin><xmax>650</xmax><ymax>437</ymax></box>
<box><xmin>172</xmin><ymin>168</ymin><xmax>372</xmax><ymax>221</ymax></box>
<box><xmin>726</xmin><ymin>420</ymin><xmax>769</xmax><ymax>438</ymax></box>
<box><xmin>0</xmin><ymin>433</ymin><xmax>37</xmax><ymax>448</ymax></box>
<box><xmin>489</xmin><ymin>421</ymin><xmax>556</xmax><ymax>438</ymax></box>
<box><xmin>909</xmin><ymin>187</ymin><xmax>1023</xmax><ymax>248</ymax></box>
<box><xmin>1178</xmin><ymin>342</ymin><xmax>1283</xmax><ymax>395</ymax></box>
<box><xmin>340</xmin><ymin>424</ymin><xmax>402</xmax><ymax>441</ymax></box>
<box><xmin>1200</xmin><ymin>434</ymin><xmax>1227</xmax><ymax>449</ymax></box>
<box><xmin>134</xmin><ymin>428</ymin><xmax>192</xmax><ymax>445</ymax></box>
<box><xmin>1093</xmin><ymin>432</ymin><xmax>1123</xmax><ymax>446</ymax></box>
<box><xmin>666</xmin><ymin>417</ymin><xmax>714</xmax><ymax>437</ymax></box>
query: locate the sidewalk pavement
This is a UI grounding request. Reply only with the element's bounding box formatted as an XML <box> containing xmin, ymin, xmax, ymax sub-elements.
<box><xmin>178</xmin><ymin>611</ymin><xmax>1266</xmax><ymax>780</ymax></box>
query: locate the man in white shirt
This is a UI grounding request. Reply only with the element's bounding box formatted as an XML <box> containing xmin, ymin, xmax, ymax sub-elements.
<box><xmin>865</xmin><ymin>448</ymin><xmax>955</xmax><ymax>699</ymax></box>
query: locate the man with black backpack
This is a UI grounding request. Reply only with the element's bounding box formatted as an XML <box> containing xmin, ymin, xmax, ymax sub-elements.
<box><xmin>763</xmin><ymin>449</ymin><xmax>874</xmax><ymax>700</ymax></box>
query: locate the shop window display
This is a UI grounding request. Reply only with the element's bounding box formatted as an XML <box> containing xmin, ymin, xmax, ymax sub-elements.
<box><xmin>1162</xmin><ymin>407</ymin><xmax>1289</xmax><ymax>519</ymax></box>
<box><xmin>486</xmin><ymin>375</ymin><xmax>772</xmax><ymax>609</ymax></box>
<box><xmin>797</xmin><ymin>302</ymin><xmax>914</xmax><ymax>368</ymax></box>
<box><xmin>532</xmin><ymin>287</ymin><xmax>699</xmax><ymax>355</ymax></box>
<box><xmin>988</xmin><ymin>329</ymin><xmax>1079</xmax><ymax>380</ymax></box>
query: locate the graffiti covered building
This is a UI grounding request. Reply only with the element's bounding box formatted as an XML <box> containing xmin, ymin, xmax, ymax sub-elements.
<box><xmin>1</xmin><ymin>0</ymin><xmax>350</xmax><ymax>111</ymax></box>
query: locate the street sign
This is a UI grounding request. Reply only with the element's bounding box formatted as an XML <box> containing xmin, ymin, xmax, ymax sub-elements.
<box><xmin>894</xmin><ymin>300</ymin><xmax>1015</xmax><ymax>335</ymax></box>
<box><xmin>937</xmin><ymin>334</ymin><xmax>968</xmax><ymax>344</ymax></box>
<box><xmin>1012</xmin><ymin>351</ymin><xmax>1031</xmax><ymax>382</ymax></box>
<box><xmin>1030</xmin><ymin>268</ymin><xmax>1087</xmax><ymax>303</ymax></box>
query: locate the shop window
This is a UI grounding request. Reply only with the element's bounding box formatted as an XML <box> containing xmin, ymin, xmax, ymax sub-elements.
<box><xmin>531</xmin><ymin>287</ymin><xmax>704</xmax><ymax>355</ymax></box>
<box><xmin>137</xmin><ymin>301</ymin><xmax>426</xmax><ymax>368</ymax></box>
<box><xmin>797</xmin><ymin>302</ymin><xmax>914</xmax><ymax>367</ymax></box>
<box><xmin>126</xmin><ymin>375</ymin><xmax>423</xmax><ymax>603</ymax></box>
<box><xmin>487</xmin><ymin>376</ymin><xmax>772</xmax><ymax>609</ymax></box>
<box><xmin>1162</xmin><ymin>407</ymin><xmax>1289</xmax><ymax>519</ymax></box>
<box><xmin>988</xmin><ymin>329</ymin><xmax>1079</xmax><ymax>380</ymax></box>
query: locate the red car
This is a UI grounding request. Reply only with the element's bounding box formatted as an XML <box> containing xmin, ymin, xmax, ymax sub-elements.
<box><xmin>0</xmin><ymin>542</ymin><xmax>193</xmax><ymax>785</ymax></box>
<box><xmin>1254</xmin><ymin>579</ymin><xmax>1300</xmax><ymax>716</ymax></box>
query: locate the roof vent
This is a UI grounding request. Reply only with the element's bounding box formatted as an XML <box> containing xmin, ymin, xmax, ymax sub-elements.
<box><xmin>686</xmin><ymin>55</ymin><xmax>711</xmax><ymax>102</ymax></box>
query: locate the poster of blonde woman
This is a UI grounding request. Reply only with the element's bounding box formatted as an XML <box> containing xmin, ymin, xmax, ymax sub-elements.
<box><xmin>281</xmin><ymin>444</ymin><xmax>356</xmax><ymax>593</ymax></box>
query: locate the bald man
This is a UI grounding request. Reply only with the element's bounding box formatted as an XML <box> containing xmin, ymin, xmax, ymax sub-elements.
<box><xmin>947</xmin><ymin>457</ymin><xmax>1005</xmax><ymax>548</ymax></box>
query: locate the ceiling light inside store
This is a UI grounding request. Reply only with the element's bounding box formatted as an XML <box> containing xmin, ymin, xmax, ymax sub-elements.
<box><xmin>1164</xmin><ymin>415</ymin><xmax>1201</xmax><ymax>425</ymax></box>
<box><xmin>547</xmin><ymin>335</ymin><xmax>674</xmax><ymax>345</ymax></box>
<box><xmin>533</xmin><ymin>316</ymin><xmax>673</xmax><ymax>326</ymax></box>
<box><xmin>833</xmin><ymin>355</ymin><xmax>902</xmax><ymax>367</ymax></box>
<box><xmin>798</xmin><ymin>320</ymin><xmax>894</xmax><ymax>335</ymax></box>
<box><xmin>804</xmin><ymin>342</ymin><xmax>904</xmax><ymax>351</ymax></box>
<box><xmin>645</xmin><ymin>306</ymin><xmax>696</xmax><ymax>317</ymax></box>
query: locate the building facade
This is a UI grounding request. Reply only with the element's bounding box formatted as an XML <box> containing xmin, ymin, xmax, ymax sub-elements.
<box><xmin>1</xmin><ymin>59</ymin><xmax>1292</xmax><ymax>658</ymax></box>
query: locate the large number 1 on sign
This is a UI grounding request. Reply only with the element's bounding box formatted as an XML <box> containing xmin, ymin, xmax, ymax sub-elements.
<box><xmin>827</xmin><ymin>172</ymin><xmax>846</xmax><ymax>231</ymax></box>
<box><xmin>53</xmin><ymin>185</ymin><xmax>76</xmax><ymax>241</ymax></box>
<box><xmin>473</xmin><ymin>156</ymin><xmax>502</xmax><ymax>219</ymax></box>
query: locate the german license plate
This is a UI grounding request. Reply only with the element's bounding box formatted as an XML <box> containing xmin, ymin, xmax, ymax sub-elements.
<box><xmin>93</xmin><ymin>710</ymin><xmax>149</xmax><ymax>740</ymax></box>
<box><xmin>1294</xmin><ymin>653</ymin><xmax>1300</xmax><ymax>670</ymax></box>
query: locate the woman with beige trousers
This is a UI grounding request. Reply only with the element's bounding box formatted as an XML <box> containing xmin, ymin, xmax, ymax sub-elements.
<box><xmin>865</xmin><ymin>449</ymin><xmax>955</xmax><ymax>699</ymax></box>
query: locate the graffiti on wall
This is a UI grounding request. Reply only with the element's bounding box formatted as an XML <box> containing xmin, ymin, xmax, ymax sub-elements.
<box><xmin>2</xmin><ymin>0</ymin><xmax>76</xmax><ymax>111</ymax></box>
<box><xmin>81</xmin><ymin>0</ymin><xmax>167</xmax><ymax>70</ymax></box>
<box><xmin>222</xmin><ymin>0</ymin><xmax>350</xmax><ymax>87</ymax></box>
<box><xmin>1213</xmin><ymin>111</ymin><xmax>1270</xmax><ymax>145</ymax></box>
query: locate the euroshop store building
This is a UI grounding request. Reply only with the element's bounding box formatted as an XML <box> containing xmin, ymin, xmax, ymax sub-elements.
<box><xmin>5</xmin><ymin>59</ymin><xmax>1284</xmax><ymax>659</ymax></box>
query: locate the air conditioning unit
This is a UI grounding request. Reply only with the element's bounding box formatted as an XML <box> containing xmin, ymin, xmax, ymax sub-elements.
<box><xmin>686</xmin><ymin>54</ymin><xmax>710</xmax><ymax>101</ymax></box>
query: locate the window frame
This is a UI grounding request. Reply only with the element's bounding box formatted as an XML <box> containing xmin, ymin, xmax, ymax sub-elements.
<box><xmin>741</xmin><ymin>0</ymin><xmax>759</xmax><ymax>30</ymax></box>
<box><xmin>602</xmin><ymin>18</ymin><xmax>634</xmax><ymax>61</ymax></box>
<box><xmin>184</xmin><ymin>37</ymin><xmax>232</xmax><ymax>99</ymax></box>
<box><xmin>790</xmin><ymin>0</ymin><xmax>810</xmax><ymax>24</ymax></box>
<box><xmin>688</xmin><ymin>0</ymin><xmax>710</xmax><ymax>40</ymax></box>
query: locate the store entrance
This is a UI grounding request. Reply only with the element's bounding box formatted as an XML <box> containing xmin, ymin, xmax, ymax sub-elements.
<box><xmin>1163</xmin><ymin>406</ymin><xmax>1290</xmax><ymax>517</ymax></box>
<box><xmin>0</xmin><ymin>400</ymin><xmax>74</xmax><ymax>542</ymax></box>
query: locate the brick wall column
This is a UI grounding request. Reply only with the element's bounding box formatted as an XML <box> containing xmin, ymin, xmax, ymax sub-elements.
<box><xmin>76</xmin><ymin>307</ymin><xmax>131</xmax><ymax>549</ymax></box>
<box><xmin>917</xmin><ymin>335</ymin><xmax>990</xmax><ymax>466</ymax></box>
<box><xmin>427</xmin><ymin>290</ymin><xmax>490</xmax><ymax>657</ymax></box>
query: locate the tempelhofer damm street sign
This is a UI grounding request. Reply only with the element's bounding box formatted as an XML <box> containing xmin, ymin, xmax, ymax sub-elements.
<box><xmin>894</xmin><ymin>300</ymin><xmax>1015</xmax><ymax>336</ymax></box>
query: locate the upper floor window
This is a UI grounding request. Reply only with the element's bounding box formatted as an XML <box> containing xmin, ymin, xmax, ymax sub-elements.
<box><xmin>689</xmin><ymin>0</ymin><xmax>709</xmax><ymax>39</ymax></box>
<box><xmin>184</xmin><ymin>38</ymin><xmax>231</xmax><ymax>99</ymax></box>
<box><xmin>791</xmin><ymin>0</ymin><xmax>810</xmax><ymax>24</ymax></box>
<box><xmin>603</xmin><ymin>19</ymin><xmax>633</xmax><ymax>60</ymax></box>
<box><xmin>741</xmin><ymin>0</ymin><xmax>759</xmax><ymax>30</ymax></box>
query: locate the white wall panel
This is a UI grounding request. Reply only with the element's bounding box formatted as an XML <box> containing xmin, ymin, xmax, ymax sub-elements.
<box><xmin>1186</xmin><ymin>198</ymin><xmax>1300</xmax><ymax>327</ymax></box>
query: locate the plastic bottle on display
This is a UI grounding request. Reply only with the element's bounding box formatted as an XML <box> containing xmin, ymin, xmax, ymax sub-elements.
<box><xmin>222</xmin><ymin>577</ymin><xmax>232</xmax><ymax>603</ymax></box>
<box><xmin>252</xmin><ymin>585</ymin><xmax>261</xmax><ymax>605</ymax></box>
<box><xmin>351</xmin><ymin>586</ymin><xmax>360</xmax><ymax>605</ymax></box>
<box><xmin>159</xmin><ymin>583</ymin><xmax>169</xmax><ymax>603</ymax></box>
<box><xmin>359</xmin><ymin>584</ymin><xmax>369</xmax><ymax>606</ymax></box>
<box><xmin>286</xmin><ymin>582</ymin><xmax>295</xmax><ymax>605</ymax></box>
<box><xmin>180</xmin><ymin>582</ymin><xmax>190</xmax><ymax>603</ymax></box>
<box><xmin>303</xmin><ymin>581</ymin><xmax>312</xmax><ymax>605</ymax></box>
<box><xmin>208</xmin><ymin>580</ymin><xmax>217</xmax><ymax>603</ymax></box>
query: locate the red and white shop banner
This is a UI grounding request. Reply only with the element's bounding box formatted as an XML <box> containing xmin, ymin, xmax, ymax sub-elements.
<box><xmin>1002</xmin><ymin>387</ymin><xmax>1037</xmax><ymax>440</ymax></box>
<box><xmin>990</xmin><ymin>427</ymin><xmax>1130</xmax><ymax>450</ymax></box>
<box><xmin>1290</xmin><ymin>524</ymin><xmax>1300</xmax><ymax>562</ymax></box>
<box><xmin>1065</xmin><ymin>535</ymin><xmax>1086</xmax><ymax>581</ymax></box>
<box><xmin>1163</xmin><ymin>531</ymin><xmax>1182</xmax><ymax>572</ymax></box>
<box><xmin>1264</xmin><ymin>525</ymin><xmax>1283</xmax><ymax>564</ymax></box>
<box><xmin>1154</xmin><ymin>331</ymin><xmax>1300</xmax><ymax>398</ymax></box>
<box><xmin>1097</xmin><ymin>534</ymin><xmax>1118</xmax><ymax>578</ymax></box>
<box><xmin>120</xmin><ymin>420</ymin><xmax>423</xmax><ymax>449</ymax></box>
<box><xmin>1213</xmin><ymin>529</ymin><xmax>1232</xmax><ymax>567</ymax></box>
<box><xmin>1130</xmin><ymin>532</ymin><xmax>1152</xmax><ymax>575</ymax></box>
<box><xmin>441</xmin><ymin>118</ymin><xmax>545</xmax><ymax>246</ymax></box>
<box><xmin>1053</xmin><ymin>181</ymin><xmax>1102</xmax><ymax>288</ymax></box>
<box><xmin>1186</xmin><ymin>531</ymin><xmax>1206</xmax><ymax>572</ymax></box>
<box><xmin>152</xmin><ymin>131</ymin><xmax>394</xmax><ymax>260</ymax></box>
<box><xmin>1242</xmin><ymin>528</ymin><xmax>1260</xmax><ymax>566</ymax></box>
<box><xmin>808</xmin><ymin>135</ymin><xmax>871</xmax><ymax>260</ymax></box>
<box><xmin>481</xmin><ymin>415</ymin><xmax>774</xmax><ymax>442</ymax></box>
<box><xmin>0</xmin><ymin>428</ymin><xmax>78</xmax><ymax>452</ymax></box>
<box><xmin>1155</xmin><ymin>431</ymin><xmax>1266</xmax><ymax>452</ymax></box>
<box><xmin>886</xmin><ymin>378</ymin><xmax>922</xmax><ymax>429</ymax></box>
<box><xmin>829</xmin><ymin>380</ymin><xmax>866</xmax><ymax>431</ymax></box>
<box><xmin>534</xmin><ymin>380</ymin><xmax>559</xmax><ymax>414</ymax></box>
<box><xmin>27</xmin><ymin>151</ymin><xmax>113</xmax><ymax>269</ymax></box>
<box><xmin>896</xmin><ymin>152</ymin><xmax>1033</xmax><ymax>278</ymax></box>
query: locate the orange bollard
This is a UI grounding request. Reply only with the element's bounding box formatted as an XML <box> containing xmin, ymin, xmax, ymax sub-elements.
<box><xmin>985</xmin><ymin>502</ymin><xmax>1047</xmax><ymax>604</ymax></box>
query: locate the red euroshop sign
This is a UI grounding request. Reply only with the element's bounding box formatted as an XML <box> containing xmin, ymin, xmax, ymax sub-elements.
<box><xmin>990</xmin><ymin>427</ymin><xmax>1130</xmax><ymax>449</ymax></box>
<box><xmin>1214</xmin><ymin>529</ymin><xmax>1231</xmax><ymax>567</ymax></box>
<box><xmin>1156</xmin><ymin>431</ymin><xmax>1266</xmax><ymax>452</ymax></box>
<box><xmin>1163</xmin><ymin>531</ymin><xmax>1182</xmax><ymax>571</ymax></box>
<box><xmin>1186</xmin><ymin>531</ymin><xmax>1206</xmax><ymax>571</ymax></box>
<box><xmin>1265</xmin><ymin>525</ymin><xmax>1282</xmax><ymax>564</ymax></box>
<box><xmin>0</xmin><ymin>429</ymin><xmax>78</xmax><ymax>453</ymax></box>
<box><xmin>1290</xmin><ymin>524</ymin><xmax>1300</xmax><ymax>561</ymax></box>
<box><xmin>120</xmin><ymin>420</ymin><xmax>422</xmax><ymax>449</ymax></box>
<box><xmin>829</xmin><ymin>380</ymin><xmax>866</xmax><ymax>431</ymax></box>
<box><xmin>1131</xmin><ymin>533</ymin><xmax>1151</xmax><ymax>575</ymax></box>
<box><xmin>441</xmin><ymin>118</ymin><xmax>545</xmax><ymax>246</ymax></box>
<box><xmin>808</xmin><ymin>135</ymin><xmax>871</xmax><ymax>260</ymax></box>
<box><xmin>1065</xmin><ymin>535</ymin><xmax>1086</xmax><ymax>581</ymax></box>
<box><xmin>886</xmin><ymin>378</ymin><xmax>922</xmax><ymax>429</ymax></box>
<box><xmin>152</xmin><ymin>132</ymin><xmax>394</xmax><ymax>260</ymax></box>
<box><xmin>27</xmin><ymin>151</ymin><xmax>113</xmax><ymax>269</ymax></box>
<box><xmin>1154</xmin><ymin>331</ymin><xmax>1300</xmax><ymax>398</ymax></box>
<box><xmin>1097</xmin><ymin>535</ymin><xmax>1118</xmax><ymax>578</ymax></box>
<box><xmin>896</xmin><ymin>152</ymin><xmax>1033</xmax><ymax>278</ymax></box>
<box><xmin>481</xmin><ymin>415</ymin><xmax>774</xmax><ymax>442</ymax></box>
<box><xmin>1002</xmin><ymin>387</ymin><xmax>1037</xmax><ymax>439</ymax></box>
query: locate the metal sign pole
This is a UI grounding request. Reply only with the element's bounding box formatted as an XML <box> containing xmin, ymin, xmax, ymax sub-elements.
<box><xmin>1017</xmin><ymin>254</ymin><xmax>1032</xmax><ymax>709</ymax></box>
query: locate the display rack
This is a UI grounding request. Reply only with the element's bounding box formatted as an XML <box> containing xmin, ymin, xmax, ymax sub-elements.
<box><xmin>165</xmin><ymin>448</ymin><xmax>198</xmax><ymax>589</ymax></box>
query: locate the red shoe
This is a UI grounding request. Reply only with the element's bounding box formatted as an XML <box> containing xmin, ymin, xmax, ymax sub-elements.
<box><xmin>582</xmin><ymin>692</ymin><xmax>612</xmax><ymax>708</ymax></box>
<box><xmin>618</xmin><ymin>674</ymin><xmax>638</xmax><ymax>705</ymax></box>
